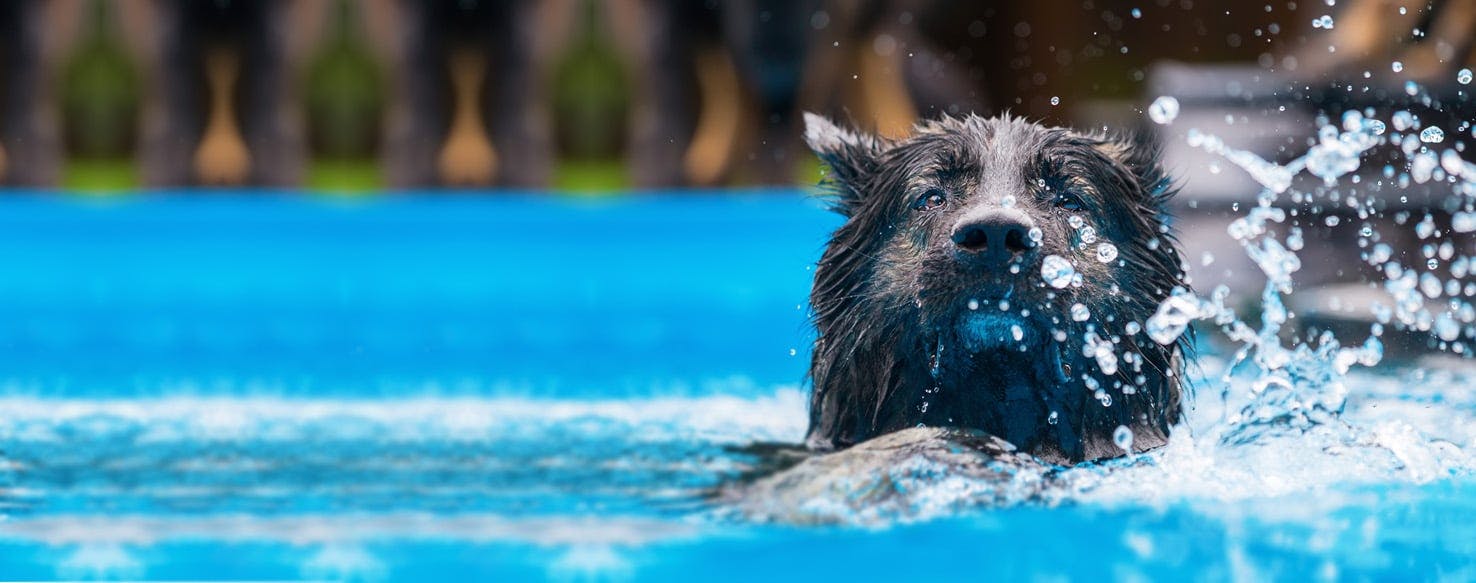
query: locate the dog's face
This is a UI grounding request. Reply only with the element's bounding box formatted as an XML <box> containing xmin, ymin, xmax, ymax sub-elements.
<box><xmin>803</xmin><ymin>114</ymin><xmax>1186</xmax><ymax>462</ymax></box>
<box><xmin>856</xmin><ymin>117</ymin><xmax>1169</xmax><ymax>353</ymax></box>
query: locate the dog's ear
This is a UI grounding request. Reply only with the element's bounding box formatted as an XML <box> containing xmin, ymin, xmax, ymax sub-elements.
<box><xmin>1094</xmin><ymin>132</ymin><xmax>1176</xmax><ymax>210</ymax></box>
<box><xmin>804</xmin><ymin>113</ymin><xmax>885</xmax><ymax>216</ymax></box>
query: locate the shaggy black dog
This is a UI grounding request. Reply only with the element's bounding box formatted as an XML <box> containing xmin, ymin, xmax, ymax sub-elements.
<box><xmin>802</xmin><ymin>113</ymin><xmax>1189</xmax><ymax>464</ymax></box>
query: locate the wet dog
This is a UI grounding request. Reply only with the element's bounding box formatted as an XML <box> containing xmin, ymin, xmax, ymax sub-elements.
<box><xmin>801</xmin><ymin>113</ymin><xmax>1189</xmax><ymax>464</ymax></box>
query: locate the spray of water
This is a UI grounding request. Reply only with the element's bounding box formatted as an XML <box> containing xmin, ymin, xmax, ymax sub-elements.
<box><xmin>1151</xmin><ymin>110</ymin><xmax>1389</xmax><ymax>445</ymax></box>
<box><xmin>1057</xmin><ymin>100</ymin><xmax>1476</xmax><ymax>507</ymax></box>
<box><xmin>766</xmin><ymin>100</ymin><xmax>1476</xmax><ymax>524</ymax></box>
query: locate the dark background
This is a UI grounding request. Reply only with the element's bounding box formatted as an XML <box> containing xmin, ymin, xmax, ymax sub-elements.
<box><xmin>0</xmin><ymin>0</ymin><xmax>1336</xmax><ymax>192</ymax></box>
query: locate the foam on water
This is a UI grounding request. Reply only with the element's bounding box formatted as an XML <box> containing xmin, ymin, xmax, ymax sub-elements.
<box><xmin>0</xmin><ymin>389</ymin><xmax>808</xmax><ymax>446</ymax></box>
<box><xmin>0</xmin><ymin>366</ymin><xmax>1469</xmax><ymax>531</ymax></box>
<box><xmin>0</xmin><ymin>388</ymin><xmax>810</xmax><ymax>520</ymax></box>
<box><xmin>1065</xmin><ymin>357</ymin><xmax>1476</xmax><ymax>504</ymax></box>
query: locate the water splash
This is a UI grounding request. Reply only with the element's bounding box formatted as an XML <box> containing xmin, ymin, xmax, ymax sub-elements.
<box><xmin>766</xmin><ymin>104</ymin><xmax>1476</xmax><ymax>524</ymax></box>
<box><xmin>1160</xmin><ymin>110</ymin><xmax>1399</xmax><ymax>446</ymax></box>
<box><xmin>751</xmin><ymin>95</ymin><xmax>1475</xmax><ymax>526</ymax></box>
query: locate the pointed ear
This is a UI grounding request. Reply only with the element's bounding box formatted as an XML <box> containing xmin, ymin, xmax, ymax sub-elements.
<box><xmin>1094</xmin><ymin>132</ymin><xmax>1175</xmax><ymax>208</ymax></box>
<box><xmin>804</xmin><ymin>113</ymin><xmax>884</xmax><ymax>215</ymax></box>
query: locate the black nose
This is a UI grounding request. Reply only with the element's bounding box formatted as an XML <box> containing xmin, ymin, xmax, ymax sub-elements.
<box><xmin>952</xmin><ymin>210</ymin><xmax>1037</xmax><ymax>266</ymax></box>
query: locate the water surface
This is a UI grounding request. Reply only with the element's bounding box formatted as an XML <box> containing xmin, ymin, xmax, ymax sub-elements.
<box><xmin>0</xmin><ymin>194</ymin><xmax>1471</xmax><ymax>580</ymax></box>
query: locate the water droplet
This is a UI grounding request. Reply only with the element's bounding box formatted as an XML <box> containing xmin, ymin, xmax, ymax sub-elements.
<box><xmin>1048</xmin><ymin>411</ymin><xmax>1059</xmax><ymax>424</ymax></box>
<box><xmin>1011</xmin><ymin>324</ymin><xmax>1025</xmax><ymax>342</ymax></box>
<box><xmin>1411</xmin><ymin>150</ymin><xmax>1438</xmax><ymax>183</ymax></box>
<box><xmin>1392</xmin><ymin>110</ymin><xmax>1415</xmax><ymax>131</ymax></box>
<box><xmin>1392</xmin><ymin>61</ymin><xmax>1404</xmax><ymax>73</ymax></box>
<box><xmin>967</xmin><ymin>298</ymin><xmax>980</xmax><ymax>311</ymax></box>
<box><xmin>1436</xmin><ymin>313</ymin><xmax>1462</xmax><ymax>341</ymax></box>
<box><xmin>1443</xmin><ymin>149</ymin><xmax>1469</xmax><ymax>176</ymax></box>
<box><xmin>1146</xmin><ymin>294</ymin><xmax>1200</xmax><ymax>345</ymax></box>
<box><xmin>1420</xmin><ymin>126</ymin><xmax>1445</xmax><ymax>143</ymax></box>
<box><xmin>1148</xmin><ymin>96</ymin><xmax>1180</xmax><ymax>125</ymax></box>
<box><xmin>1459</xmin><ymin>68</ymin><xmax>1473</xmax><ymax>85</ymax></box>
<box><xmin>1097</xmin><ymin>243</ymin><xmax>1119</xmax><ymax>263</ymax></box>
<box><xmin>1113</xmin><ymin>425</ymin><xmax>1134</xmax><ymax>452</ymax></box>
<box><xmin>1086</xmin><ymin>332</ymin><xmax>1118</xmax><ymax>376</ymax></box>
<box><xmin>1028</xmin><ymin>227</ymin><xmax>1043</xmax><ymax>244</ymax></box>
<box><xmin>1452</xmin><ymin>212</ymin><xmax>1476</xmax><ymax>233</ymax></box>
<box><xmin>1079</xmin><ymin>226</ymin><xmax>1098</xmax><ymax>244</ymax></box>
<box><xmin>1071</xmin><ymin>303</ymin><xmax>1091</xmax><ymax>322</ymax></box>
<box><xmin>1416</xmin><ymin>214</ymin><xmax>1437</xmax><ymax>239</ymax></box>
<box><xmin>1041</xmin><ymin>255</ymin><xmax>1076</xmax><ymax>289</ymax></box>
<box><xmin>1050</xmin><ymin>96</ymin><xmax>1060</xmax><ymax>106</ymax></box>
<box><xmin>1421</xmin><ymin>272</ymin><xmax>1443</xmax><ymax>298</ymax></box>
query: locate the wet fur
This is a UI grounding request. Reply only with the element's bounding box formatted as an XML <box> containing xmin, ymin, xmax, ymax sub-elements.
<box><xmin>803</xmin><ymin>113</ymin><xmax>1189</xmax><ymax>464</ymax></box>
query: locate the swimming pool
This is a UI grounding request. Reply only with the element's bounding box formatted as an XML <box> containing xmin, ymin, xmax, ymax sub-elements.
<box><xmin>0</xmin><ymin>193</ymin><xmax>1472</xmax><ymax>581</ymax></box>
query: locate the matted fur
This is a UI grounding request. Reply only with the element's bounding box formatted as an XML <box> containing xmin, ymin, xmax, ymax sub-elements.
<box><xmin>802</xmin><ymin>113</ymin><xmax>1189</xmax><ymax>464</ymax></box>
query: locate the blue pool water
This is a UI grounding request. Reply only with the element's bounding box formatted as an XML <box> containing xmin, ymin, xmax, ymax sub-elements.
<box><xmin>0</xmin><ymin>193</ymin><xmax>1473</xmax><ymax>581</ymax></box>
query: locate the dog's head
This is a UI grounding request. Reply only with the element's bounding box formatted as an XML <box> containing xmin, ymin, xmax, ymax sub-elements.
<box><xmin>803</xmin><ymin>113</ymin><xmax>1188</xmax><ymax>462</ymax></box>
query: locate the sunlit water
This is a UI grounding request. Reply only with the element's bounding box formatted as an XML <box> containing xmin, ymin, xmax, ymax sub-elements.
<box><xmin>3</xmin><ymin>100</ymin><xmax>1476</xmax><ymax>580</ymax></box>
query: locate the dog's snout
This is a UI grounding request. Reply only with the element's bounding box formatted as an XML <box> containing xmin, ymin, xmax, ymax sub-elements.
<box><xmin>952</xmin><ymin>209</ymin><xmax>1037</xmax><ymax>266</ymax></box>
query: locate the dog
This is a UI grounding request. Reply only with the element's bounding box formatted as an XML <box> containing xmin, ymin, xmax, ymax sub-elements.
<box><xmin>801</xmin><ymin>113</ymin><xmax>1189</xmax><ymax>465</ymax></box>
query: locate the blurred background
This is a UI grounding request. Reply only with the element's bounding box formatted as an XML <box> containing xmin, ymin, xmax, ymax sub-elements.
<box><xmin>0</xmin><ymin>0</ymin><xmax>1363</xmax><ymax>193</ymax></box>
<box><xmin>4</xmin><ymin>0</ymin><xmax>1476</xmax><ymax>351</ymax></box>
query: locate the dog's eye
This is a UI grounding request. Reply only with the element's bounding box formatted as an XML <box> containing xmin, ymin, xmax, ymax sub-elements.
<box><xmin>912</xmin><ymin>188</ymin><xmax>947</xmax><ymax>211</ymax></box>
<box><xmin>1054</xmin><ymin>192</ymin><xmax>1084</xmax><ymax>211</ymax></box>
